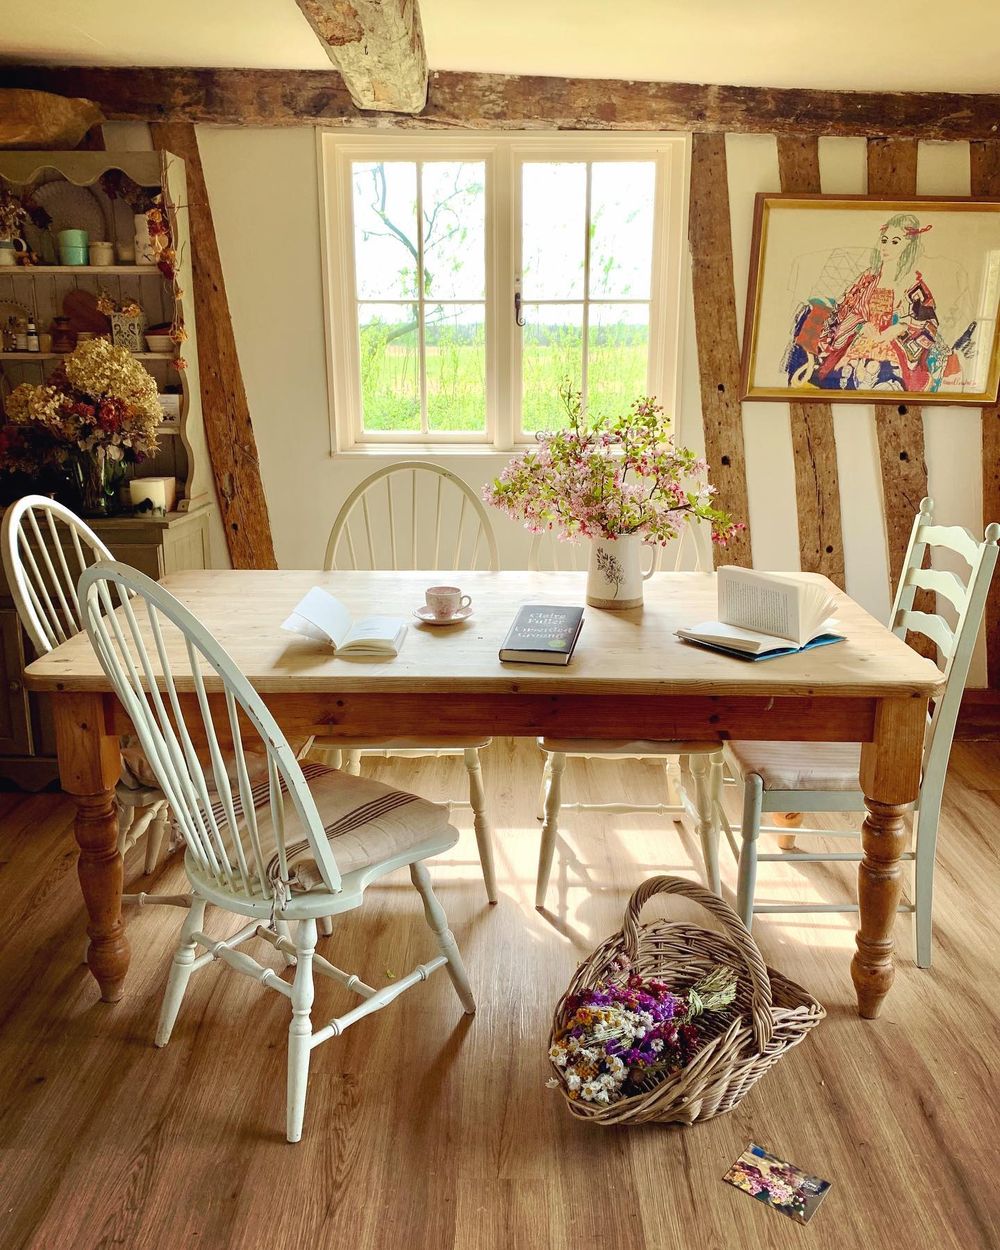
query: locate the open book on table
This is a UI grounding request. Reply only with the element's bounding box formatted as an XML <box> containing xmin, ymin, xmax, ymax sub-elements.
<box><xmin>281</xmin><ymin>587</ymin><xmax>407</xmax><ymax>657</ymax></box>
<box><xmin>676</xmin><ymin>567</ymin><xmax>845</xmax><ymax>661</ymax></box>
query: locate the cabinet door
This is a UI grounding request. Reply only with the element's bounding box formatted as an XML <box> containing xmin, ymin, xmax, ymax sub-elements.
<box><xmin>0</xmin><ymin>611</ymin><xmax>32</xmax><ymax>755</ymax></box>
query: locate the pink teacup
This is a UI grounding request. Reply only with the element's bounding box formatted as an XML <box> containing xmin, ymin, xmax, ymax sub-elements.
<box><xmin>425</xmin><ymin>585</ymin><xmax>471</xmax><ymax>619</ymax></box>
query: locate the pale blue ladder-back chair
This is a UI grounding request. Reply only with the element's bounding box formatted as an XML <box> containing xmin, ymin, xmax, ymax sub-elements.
<box><xmin>719</xmin><ymin>498</ymin><xmax>999</xmax><ymax>966</ymax></box>
<box><xmin>79</xmin><ymin>560</ymin><xmax>475</xmax><ymax>1142</ymax></box>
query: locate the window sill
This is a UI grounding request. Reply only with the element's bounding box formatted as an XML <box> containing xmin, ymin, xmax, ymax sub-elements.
<box><xmin>331</xmin><ymin>444</ymin><xmax>523</xmax><ymax>458</ymax></box>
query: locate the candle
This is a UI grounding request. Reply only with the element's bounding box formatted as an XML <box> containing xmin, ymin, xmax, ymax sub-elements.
<box><xmin>129</xmin><ymin>476</ymin><xmax>176</xmax><ymax>517</ymax></box>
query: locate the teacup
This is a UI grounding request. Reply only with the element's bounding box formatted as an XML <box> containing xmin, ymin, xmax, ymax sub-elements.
<box><xmin>425</xmin><ymin>585</ymin><xmax>472</xmax><ymax>619</ymax></box>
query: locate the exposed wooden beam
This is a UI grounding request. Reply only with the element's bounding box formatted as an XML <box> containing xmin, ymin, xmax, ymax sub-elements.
<box><xmin>294</xmin><ymin>0</ymin><xmax>427</xmax><ymax>113</ymax></box>
<box><xmin>971</xmin><ymin>139</ymin><xmax>1000</xmax><ymax>688</ymax></box>
<box><xmin>150</xmin><ymin>122</ymin><xmax>277</xmax><ymax>570</ymax></box>
<box><xmin>866</xmin><ymin>138</ymin><xmax>934</xmax><ymax>659</ymax></box>
<box><xmin>776</xmin><ymin>135</ymin><xmax>845</xmax><ymax>589</ymax></box>
<box><xmin>689</xmin><ymin>133</ymin><xmax>753</xmax><ymax>569</ymax></box>
<box><xmin>4</xmin><ymin>65</ymin><xmax>1000</xmax><ymax>139</ymax></box>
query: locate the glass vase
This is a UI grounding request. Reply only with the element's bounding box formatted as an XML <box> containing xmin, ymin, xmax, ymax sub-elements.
<box><xmin>73</xmin><ymin>449</ymin><xmax>124</xmax><ymax>518</ymax></box>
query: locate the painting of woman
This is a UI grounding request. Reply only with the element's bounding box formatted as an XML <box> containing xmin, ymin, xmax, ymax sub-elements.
<box><xmin>782</xmin><ymin>213</ymin><xmax>974</xmax><ymax>394</ymax></box>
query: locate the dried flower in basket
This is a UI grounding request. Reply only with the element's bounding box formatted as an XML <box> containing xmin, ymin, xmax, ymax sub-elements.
<box><xmin>484</xmin><ymin>379</ymin><xmax>744</xmax><ymax>547</ymax></box>
<box><xmin>96</xmin><ymin>290</ymin><xmax>143</xmax><ymax>318</ymax></box>
<box><xmin>547</xmin><ymin>962</ymin><xmax>737</xmax><ymax>1106</ymax></box>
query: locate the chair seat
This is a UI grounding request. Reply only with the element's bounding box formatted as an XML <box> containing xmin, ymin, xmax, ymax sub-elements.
<box><xmin>312</xmin><ymin>735</ymin><xmax>491</xmax><ymax>751</ymax></box>
<box><xmin>725</xmin><ymin>740</ymin><xmax>862</xmax><ymax>792</ymax></box>
<box><xmin>539</xmin><ymin>737</ymin><xmax>721</xmax><ymax>756</ymax></box>
<box><xmin>207</xmin><ymin>760</ymin><xmax>455</xmax><ymax>890</ymax></box>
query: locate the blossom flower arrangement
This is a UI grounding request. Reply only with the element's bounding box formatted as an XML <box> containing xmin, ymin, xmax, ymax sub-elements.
<box><xmin>547</xmin><ymin>962</ymin><xmax>737</xmax><ymax>1106</ymax></box>
<box><xmin>1</xmin><ymin>339</ymin><xmax>161</xmax><ymax>513</ymax></box>
<box><xmin>485</xmin><ymin>380</ymin><xmax>742</xmax><ymax>548</ymax></box>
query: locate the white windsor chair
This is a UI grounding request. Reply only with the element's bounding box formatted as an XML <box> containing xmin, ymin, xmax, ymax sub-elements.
<box><xmin>721</xmin><ymin>497</ymin><xmax>999</xmax><ymax>966</ymax></box>
<box><xmin>529</xmin><ymin>523</ymin><xmax>724</xmax><ymax>908</ymax></box>
<box><xmin>316</xmin><ymin>461</ymin><xmax>500</xmax><ymax>904</ymax></box>
<box><xmin>78</xmin><ymin>560</ymin><xmax>475</xmax><ymax>1143</ymax></box>
<box><xmin>1</xmin><ymin>495</ymin><xmax>171</xmax><ymax>873</ymax></box>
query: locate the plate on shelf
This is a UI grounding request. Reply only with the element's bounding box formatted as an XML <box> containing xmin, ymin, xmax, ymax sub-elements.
<box><xmin>0</xmin><ymin>299</ymin><xmax>32</xmax><ymax>327</ymax></box>
<box><xmin>31</xmin><ymin>182</ymin><xmax>107</xmax><ymax>245</ymax></box>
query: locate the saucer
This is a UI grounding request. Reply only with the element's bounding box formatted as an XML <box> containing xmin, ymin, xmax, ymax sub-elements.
<box><xmin>413</xmin><ymin>605</ymin><xmax>473</xmax><ymax>625</ymax></box>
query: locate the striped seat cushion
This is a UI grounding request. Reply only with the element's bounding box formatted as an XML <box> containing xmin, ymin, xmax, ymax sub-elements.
<box><xmin>725</xmin><ymin>741</ymin><xmax>862</xmax><ymax>792</ymax></box>
<box><xmin>202</xmin><ymin>759</ymin><xmax>453</xmax><ymax>893</ymax></box>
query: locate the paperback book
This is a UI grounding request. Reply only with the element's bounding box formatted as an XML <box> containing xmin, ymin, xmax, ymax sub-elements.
<box><xmin>677</xmin><ymin>567</ymin><xmax>844</xmax><ymax>661</ymax></box>
<box><xmin>723</xmin><ymin>1142</ymin><xmax>832</xmax><ymax>1225</ymax></box>
<box><xmin>281</xmin><ymin>587</ymin><xmax>407</xmax><ymax>657</ymax></box>
<box><xmin>499</xmin><ymin>604</ymin><xmax>584</xmax><ymax>665</ymax></box>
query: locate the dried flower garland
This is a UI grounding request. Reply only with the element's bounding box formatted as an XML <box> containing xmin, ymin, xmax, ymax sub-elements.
<box><xmin>547</xmin><ymin>962</ymin><xmax>737</xmax><ymax>1105</ymax></box>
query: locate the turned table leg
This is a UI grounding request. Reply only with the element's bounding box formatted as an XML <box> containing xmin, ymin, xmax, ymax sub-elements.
<box><xmin>853</xmin><ymin>697</ymin><xmax>927</xmax><ymax>1019</ymax></box>
<box><xmin>53</xmin><ymin>692</ymin><xmax>129</xmax><ymax>1003</ymax></box>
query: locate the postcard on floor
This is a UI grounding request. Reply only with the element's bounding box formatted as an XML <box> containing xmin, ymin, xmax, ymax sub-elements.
<box><xmin>723</xmin><ymin>1142</ymin><xmax>831</xmax><ymax>1225</ymax></box>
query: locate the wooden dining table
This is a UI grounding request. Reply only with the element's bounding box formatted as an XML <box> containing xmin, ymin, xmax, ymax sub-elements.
<box><xmin>24</xmin><ymin>568</ymin><xmax>943</xmax><ymax>1018</ymax></box>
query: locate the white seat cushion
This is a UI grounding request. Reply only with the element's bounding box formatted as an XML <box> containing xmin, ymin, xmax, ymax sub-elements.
<box><xmin>312</xmin><ymin>735</ymin><xmax>491</xmax><ymax>750</ymax></box>
<box><xmin>205</xmin><ymin>760</ymin><xmax>454</xmax><ymax>891</ymax></box>
<box><xmin>539</xmin><ymin>737</ymin><xmax>721</xmax><ymax>756</ymax></box>
<box><xmin>725</xmin><ymin>741</ymin><xmax>862</xmax><ymax>792</ymax></box>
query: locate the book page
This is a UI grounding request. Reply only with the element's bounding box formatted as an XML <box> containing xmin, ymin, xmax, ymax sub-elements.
<box><xmin>718</xmin><ymin>567</ymin><xmax>804</xmax><ymax>644</ymax></box>
<box><xmin>343</xmin><ymin>617</ymin><xmax>407</xmax><ymax>649</ymax></box>
<box><xmin>281</xmin><ymin>588</ymin><xmax>352</xmax><ymax>648</ymax></box>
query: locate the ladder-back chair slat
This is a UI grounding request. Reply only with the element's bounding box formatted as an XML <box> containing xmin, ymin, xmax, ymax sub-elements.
<box><xmin>905</xmin><ymin>565</ymin><xmax>969</xmax><ymax>613</ymax></box>
<box><xmin>895</xmin><ymin>609</ymin><xmax>956</xmax><ymax>659</ymax></box>
<box><xmin>919</xmin><ymin>521</ymin><xmax>983</xmax><ymax>568</ymax></box>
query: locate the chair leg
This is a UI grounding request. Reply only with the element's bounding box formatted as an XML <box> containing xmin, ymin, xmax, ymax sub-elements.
<box><xmin>535</xmin><ymin>752</ymin><xmax>566</xmax><ymax>909</ymax></box>
<box><xmin>736</xmin><ymin>775</ymin><xmax>764</xmax><ymax>929</ymax></box>
<box><xmin>914</xmin><ymin>795</ymin><xmax>942</xmax><ymax>969</ymax></box>
<box><xmin>286</xmin><ymin>917</ymin><xmax>318</xmax><ymax>1143</ymax></box>
<box><xmin>143</xmin><ymin>802</ymin><xmax>171</xmax><ymax>874</ymax></box>
<box><xmin>155</xmin><ymin>895</ymin><xmax>207</xmax><ymax>1047</ymax></box>
<box><xmin>464</xmin><ymin>747</ymin><xmax>497</xmax><ymax>905</ymax></box>
<box><xmin>689</xmin><ymin>753</ymin><xmax>722</xmax><ymax>896</ymax></box>
<box><xmin>344</xmin><ymin>750</ymin><xmax>362</xmax><ymax>776</ymax></box>
<box><xmin>773</xmin><ymin>811</ymin><xmax>803</xmax><ymax>852</ymax></box>
<box><xmin>536</xmin><ymin>753</ymin><xmax>553</xmax><ymax>822</ymax></box>
<box><xmin>410</xmin><ymin>860</ymin><xmax>475</xmax><ymax>1014</ymax></box>
<box><xmin>317</xmin><ymin>916</ymin><xmax>334</xmax><ymax>937</ymax></box>
<box><xmin>275</xmin><ymin>917</ymin><xmax>297</xmax><ymax>967</ymax></box>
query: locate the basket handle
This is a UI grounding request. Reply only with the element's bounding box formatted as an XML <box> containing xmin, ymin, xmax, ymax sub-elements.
<box><xmin>621</xmin><ymin>875</ymin><xmax>773</xmax><ymax>1050</ymax></box>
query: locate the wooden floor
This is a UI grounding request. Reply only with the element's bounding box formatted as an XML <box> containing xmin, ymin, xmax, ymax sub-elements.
<box><xmin>1</xmin><ymin>740</ymin><xmax>999</xmax><ymax>1250</ymax></box>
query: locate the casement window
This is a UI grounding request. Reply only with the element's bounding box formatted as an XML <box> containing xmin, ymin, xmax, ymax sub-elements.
<box><xmin>319</xmin><ymin>132</ymin><xmax>689</xmax><ymax>451</ymax></box>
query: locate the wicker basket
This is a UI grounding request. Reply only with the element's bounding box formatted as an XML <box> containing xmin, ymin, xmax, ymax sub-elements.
<box><xmin>549</xmin><ymin>876</ymin><xmax>825</xmax><ymax>1126</ymax></box>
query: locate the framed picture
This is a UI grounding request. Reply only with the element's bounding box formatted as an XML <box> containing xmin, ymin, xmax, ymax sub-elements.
<box><xmin>741</xmin><ymin>194</ymin><xmax>1000</xmax><ymax>405</ymax></box>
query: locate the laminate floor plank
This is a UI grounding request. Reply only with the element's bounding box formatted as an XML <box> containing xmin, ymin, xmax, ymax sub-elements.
<box><xmin>0</xmin><ymin>742</ymin><xmax>998</xmax><ymax>1250</ymax></box>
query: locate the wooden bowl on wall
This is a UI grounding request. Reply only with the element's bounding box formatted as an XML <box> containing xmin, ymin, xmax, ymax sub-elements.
<box><xmin>0</xmin><ymin>90</ymin><xmax>103</xmax><ymax>150</ymax></box>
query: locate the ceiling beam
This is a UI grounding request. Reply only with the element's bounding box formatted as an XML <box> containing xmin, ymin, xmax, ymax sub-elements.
<box><xmin>2</xmin><ymin>65</ymin><xmax>1000</xmax><ymax>140</ymax></box>
<box><xmin>293</xmin><ymin>0</ymin><xmax>427</xmax><ymax>113</ymax></box>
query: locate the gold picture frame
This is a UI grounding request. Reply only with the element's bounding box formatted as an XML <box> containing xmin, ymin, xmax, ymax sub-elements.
<box><xmin>741</xmin><ymin>193</ymin><xmax>1000</xmax><ymax>406</ymax></box>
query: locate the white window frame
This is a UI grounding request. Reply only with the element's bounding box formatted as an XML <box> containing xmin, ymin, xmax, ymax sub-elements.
<box><xmin>318</xmin><ymin>130</ymin><xmax>690</xmax><ymax>454</ymax></box>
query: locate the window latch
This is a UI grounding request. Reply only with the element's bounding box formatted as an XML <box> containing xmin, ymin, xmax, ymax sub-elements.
<box><xmin>514</xmin><ymin>279</ymin><xmax>525</xmax><ymax>327</ymax></box>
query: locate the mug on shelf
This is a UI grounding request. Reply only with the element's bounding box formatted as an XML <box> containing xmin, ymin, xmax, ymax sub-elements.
<box><xmin>89</xmin><ymin>240</ymin><xmax>115</xmax><ymax>266</ymax></box>
<box><xmin>58</xmin><ymin>228</ymin><xmax>89</xmax><ymax>266</ymax></box>
<box><xmin>0</xmin><ymin>237</ymin><xmax>27</xmax><ymax>267</ymax></box>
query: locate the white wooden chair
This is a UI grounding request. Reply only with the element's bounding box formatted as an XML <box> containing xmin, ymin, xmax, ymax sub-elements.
<box><xmin>78</xmin><ymin>560</ymin><xmax>475</xmax><ymax>1143</ymax></box>
<box><xmin>530</xmin><ymin>524</ymin><xmax>724</xmax><ymax>908</ymax></box>
<box><xmin>315</xmin><ymin>461</ymin><xmax>500</xmax><ymax>904</ymax></box>
<box><xmin>1</xmin><ymin>495</ymin><xmax>171</xmax><ymax>872</ymax></box>
<box><xmin>722</xmin><ymin>498</ymin><xmax>999</xmax><ymax>966</ymax></box>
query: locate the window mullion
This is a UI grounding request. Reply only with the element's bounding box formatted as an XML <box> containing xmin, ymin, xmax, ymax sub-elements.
<box><xmin>581</xmin><ymin>162</ymin><xmax>592</xmax><ymax>419</ymax></box>
<box><xmin>416</xmin><ymin>161</ymin><xmax>429</xmax><ymax>436</ymax></box>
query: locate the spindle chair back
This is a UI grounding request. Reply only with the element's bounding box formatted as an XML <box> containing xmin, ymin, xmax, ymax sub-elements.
<box><xmin>721</xmin><ymin>497</ymin><xmax>999</xmax><ymax>966</ymax></box>
<box><xmin>318</xmin><ymin>462</ymin><xmax>500</xmax><ymax>904</ymax></box>
<box><xmin>78</xmin><ymin>560</ymin><xmax>475</xmax><ymax>1141</ymax></box>
<box><xmin>2</xmin><ymin>494</ymin><xmax>114</xmax><ymax>655</ymax></box>
<box><xmin>2</xmin><ymin>496</ymin><xmax>170</xmax><ymax>873</ymax></box>
<box><xmin>325</xmin><ymin>461</ymin><xmax>499</xmax><ymax>573</ymax></box>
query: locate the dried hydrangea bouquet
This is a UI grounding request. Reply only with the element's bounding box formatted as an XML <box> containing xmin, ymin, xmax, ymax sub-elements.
<box><xmin>485</xmin><ymin>381</ymin><xmax>740</xmax><ymax>608</ymax></box>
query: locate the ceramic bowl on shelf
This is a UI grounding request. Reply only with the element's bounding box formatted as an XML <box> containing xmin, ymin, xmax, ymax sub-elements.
<box><xmin>144</xmin><ymin>334</ymin><xmax>173</xmax><ymax>353</ymax></box>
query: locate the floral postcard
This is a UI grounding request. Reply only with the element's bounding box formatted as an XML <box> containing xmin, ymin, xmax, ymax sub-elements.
<box><xmin>723</xmin><ymin>1142</ymin><xmax>831</xmax><ymax>1225</ymax></box>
